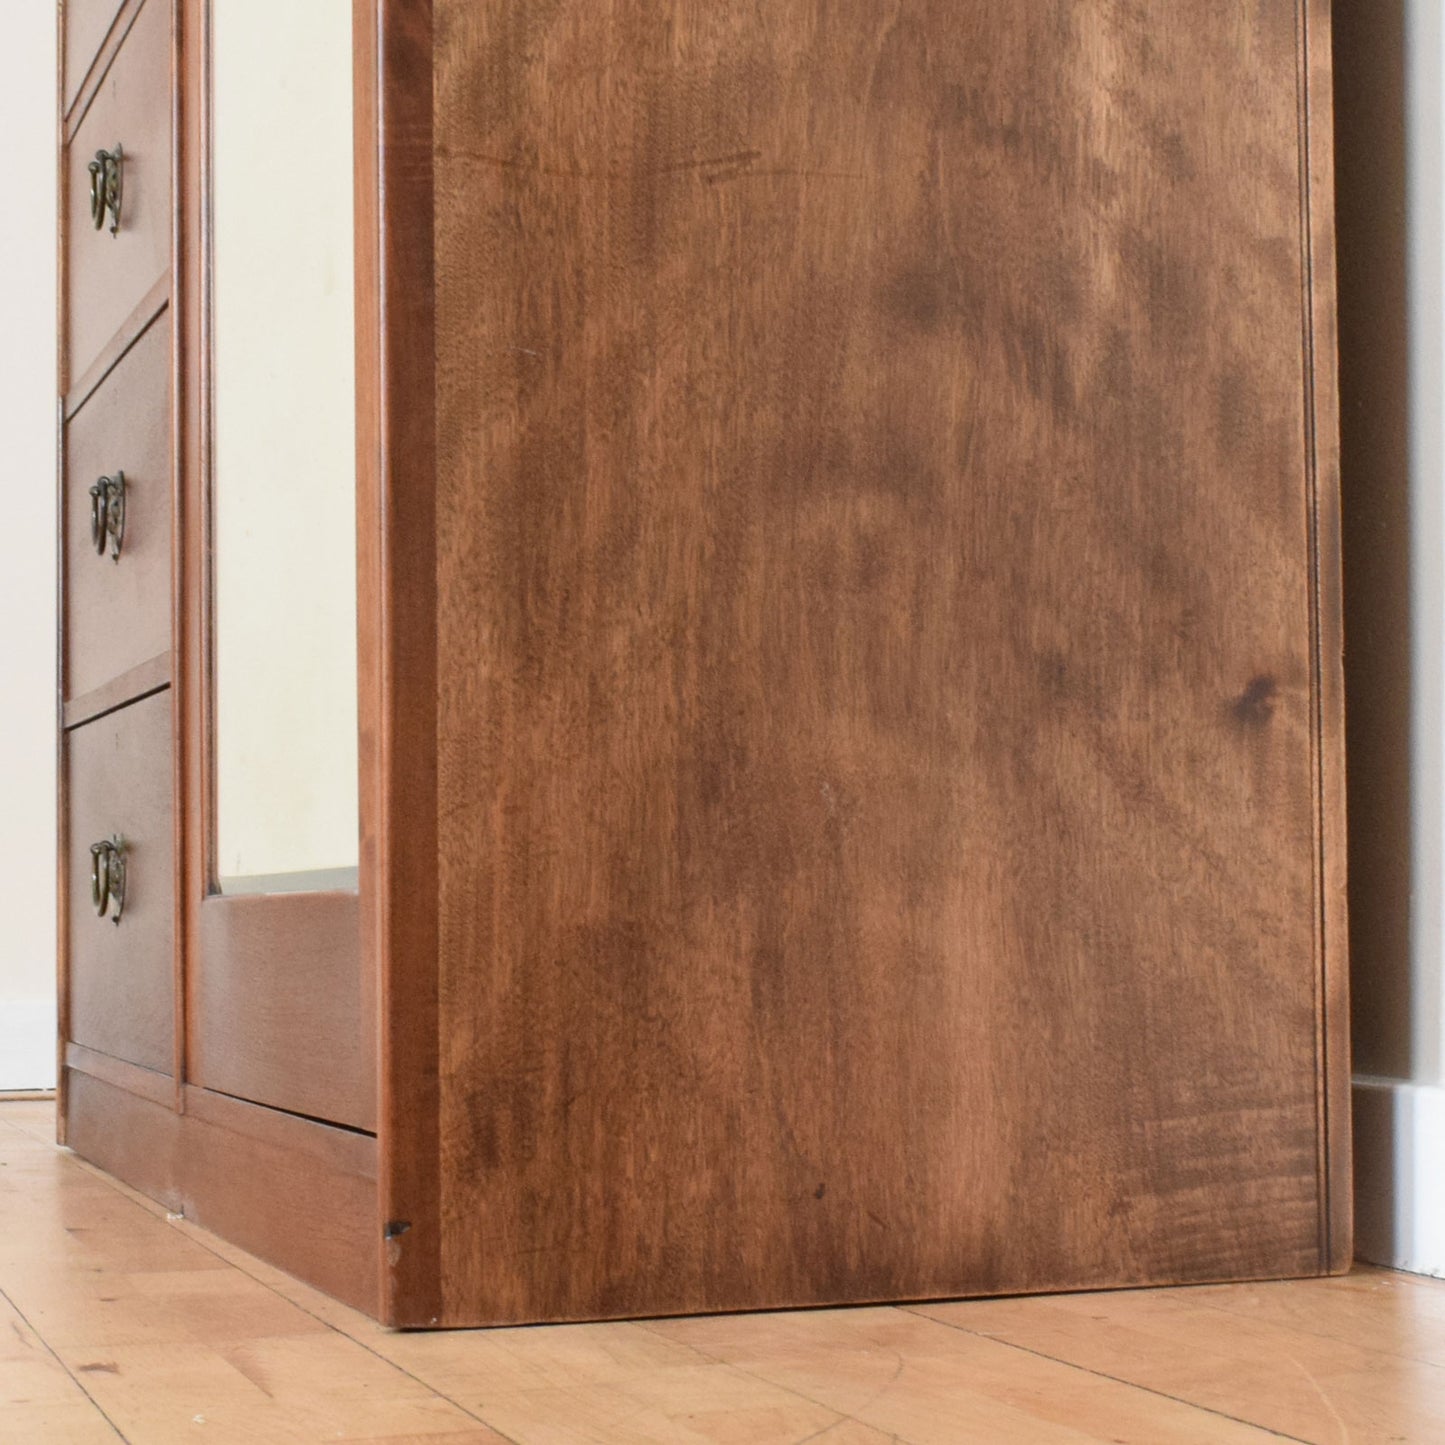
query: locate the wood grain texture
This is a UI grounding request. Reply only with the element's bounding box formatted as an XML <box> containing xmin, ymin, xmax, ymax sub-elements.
<box><xmin>190</xmin><ymin>889</ymin><xmax>374</xmax><ymax>1130</ymax></box>
<box><xmin>63</xmin><ymin>650</ymin><xmax>169</xmax><ymax>730</ymax></box>
<box><xmin>174</xmin><ymin>0</ymin><xmax>371</xmax><ymax>1135</ymax></box>
<box><xmin>367</xmin><ymin>0</ymin><xmax>442</xmax><ymax>1327</ymax></box>
<box><xmin>61</xmin><ymin>1072</ymin><xmax>378</xmax><ymax>1313</ymax></box>
<box><xmin>166</xmin><ymin>0</ymin><xmax>184</xmax><ymax>1109</ymax></box>
<box><xmin>177</xmin><ymin>0</ymin><xmax>205</xmax><ymax>1115</ymax></box>
<box><xmin>59</xmin><ymin>0</ymin><xmax>382</xmax><ymax>1315</ymax></box>
<box><xmin>65</xmin><ymin>1041</ymin><xmax>173</xmax><ymax>1107</ymax></box>
<box><xmin>66</xmin><ymin>689</ymin><xmax>174</xmax><ymax>1075</ymax></box>
<box><xmin>62</xmin><ymin>0</ymin><xmax>135</xmax><ymax>121</ymax></box>
<box><xmin>63</xmin><ymin>274</ymin><xmax>168</xmax><ymax>420</ymax></box>
<box><xmin>177</xmin><ymin>1084</ymin><xmax>376</xmax><ymax>1315</ymax></box>
<box><xmin>57</xmin><ymin>0</ymin><xmax>73</xmax><ymax>1148</ymax></box>
<box><xmin>354</xmin><ymin>0</ymin><xmax>387</xmax><ymax>1322</ymax></box>
<box><xmin>407</xmin><ymin>0</ymin><xmax>1346</xmax><ymax>1324</ymax></box>
<box><xmin>0</xmin><ymin>1300</ymin><xmax>122</xmax><ymax>1444</ymax></box>
<box><xmin>1</xmin><ymin>1104</ymin><xmax>1436</xmax><ymax>1443</ymax></box>
<box><xmin>63</xmin><ymin>312</ymin><xmax>172</xmax><ymax>705</ymax></box>
<box><xmin>64</xmin><ymin>0</ymin><xmax>171</xmax><ymax>389</ymax></box>
<box><xmin>1301</xmin><ymin>0</ymin><xmax>1351</xmax><ymax>1274</ymax></box>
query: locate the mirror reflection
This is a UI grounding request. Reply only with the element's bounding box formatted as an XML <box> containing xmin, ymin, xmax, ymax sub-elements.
<box><xmin>211</xmin><ymin>0</ymin><xmax>358</xmax><ymax>894</ymax></box>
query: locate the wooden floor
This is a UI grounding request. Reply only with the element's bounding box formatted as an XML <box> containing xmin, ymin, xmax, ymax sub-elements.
<box><xmin>2</xmin><ymin>1100</ymin><xmax>1442</xmax><ymax>1444</ymax></box>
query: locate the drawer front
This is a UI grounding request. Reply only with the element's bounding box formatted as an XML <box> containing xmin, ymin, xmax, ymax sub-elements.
<box><xmin>66</xmin><ymin>0</ymin><xmax>170</xmax><ymax>388</ymax></box>
<box><xmin>64</xmin><ymin>313</ymin><xmax>171</xmax><ymax>706</ymax></box>
<box><xmin>64</xmin><ymin>0</ymin><xmax>128</xmax><ymax>116</ymax></box>
<box><xmin>67</xmin><ymin>689</ymin><xmax>174</xmax><ymax>1075</ymax></box>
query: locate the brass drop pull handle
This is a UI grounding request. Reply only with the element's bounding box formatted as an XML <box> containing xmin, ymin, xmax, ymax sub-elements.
<box><xmin>88</xmin><ymin>144</ymin><xmax>123</xmax><ymax>235</ymax></box>
<box><xmin>89</xmin><ymin>836</ymin><xmax>127</xmax><ymax>925</ymax></box>
<box><xmin>89</xmin><ymin>471</ymin><xmax>125</xmax><ymax>561</ymax></box>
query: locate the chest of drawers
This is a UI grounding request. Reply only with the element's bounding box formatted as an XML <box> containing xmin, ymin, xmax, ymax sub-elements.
<box><xmin>58</xmin><ymin>0</ymin><xmax>1352</xmax><ymax>1326</ymax></box>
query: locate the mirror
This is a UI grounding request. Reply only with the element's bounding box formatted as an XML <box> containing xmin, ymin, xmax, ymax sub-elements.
<box><xmin>210</xmin><ymin>0</ymin><xmax>358</xmax><ymax>895</ymax></box>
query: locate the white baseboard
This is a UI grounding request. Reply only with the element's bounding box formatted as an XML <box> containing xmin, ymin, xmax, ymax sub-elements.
<box><xmin>0</xmin><ymin>999</ymin><xmax>56</xmax><ymax>1092</ymax></box>
<box><xmin>1354</xmin><ymin>1076</ymin><xmax>1445</xmax><ymax>1279</ymax></box>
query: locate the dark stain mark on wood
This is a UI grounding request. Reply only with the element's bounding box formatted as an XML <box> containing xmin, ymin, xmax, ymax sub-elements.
<box><xmin>383</xmin><ymin>1219</ymin><xmax>413</xmax><ymax>1240</ymax></box>
<box><xmin>1232</xmin><ymin>676</ymin><xmax>1278</xmax><ymax>727</ymax></box>
<box><xmin>1155</xmin><ymin>128</ymin><xmax>1196</xmax><ymax>183</ymax></box>
<box><xmin>882</xmin><ymin>264</ymin><xmax>978</xmax><ymax>334</ymax></box>
<box><xmin>1042</xmin><ymin>650</ymin><xmax>1071</xmax><ymax>701</ymax></box>
<box><xmin>1216</xmin><ymin>366</ymin><xmax>1253</xmax><ymax>462</ymax></box>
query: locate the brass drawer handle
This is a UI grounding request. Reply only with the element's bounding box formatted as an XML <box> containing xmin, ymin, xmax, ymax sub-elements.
<box><xmin>88</xmin><ymin>144</ymin><xmax>123</xmax><ymax>235</ymax></box>
<box><xmin>89</xmin><ymin>471</ymin><xmax>125</xmax><ymax>561</ymax></box>
<box><xmin>89</xmin><ymin>836</ymin><xmax>127</xmax><ymax>925</ymax></box>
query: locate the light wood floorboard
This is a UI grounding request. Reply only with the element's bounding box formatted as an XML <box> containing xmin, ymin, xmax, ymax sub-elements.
<box><xmin>2</xmin><ymin>1099</ymin><xmax>1441</xmax><ymax>1443</ymax></box>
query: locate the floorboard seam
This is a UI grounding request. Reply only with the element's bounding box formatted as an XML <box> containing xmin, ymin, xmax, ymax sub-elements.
<box><xmin>1179</xmin><ymin>1286</ymin><xmax>1445</xmax><ymax>1374</ymax></box>
<box><xmin>899</xmin><ymin>1306</ymin><xmax>1313</xmax><ymax>1443</ymax></box>
<box><xmin>631</xmin><ymin>1315</ymin><xmax>917</xmax><ymax>1442</ymax></box>
<box><xmin>47</xmin><ymin>1142</ymin><xmax>528</xmax><ymax>1445</ymax></box>
<box><xmin>85</xmin><ymin>1150</ymin><xmax>537</xmax><ymax>1445</ymax></box>
<box><xmin>4</xmin><ymin>1111</ymin><xmax>1410</xmax><ymax>1444</ymax></box>
<box><xmin>0</xmin><ymin>1285</ymin><xmax>132</xmax><ymax>1443</ymax></box>
<box><xmin>56</xmin><ymin>1130</ymin><xmax>889</xmax><ymax>1444</ymax></box>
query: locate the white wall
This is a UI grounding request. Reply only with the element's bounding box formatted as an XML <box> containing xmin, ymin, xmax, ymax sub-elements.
<box><xmin>0</xmin><ymin>5</ymin><xmax>58</xmax><ymax>1091</ymax></box>
<box><xmin>1337</xmin><ymin>0</ymin><xmax>1445</xmax><ymax>1277</ymax></box>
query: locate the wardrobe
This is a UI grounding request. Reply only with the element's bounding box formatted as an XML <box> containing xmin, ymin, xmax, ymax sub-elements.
<box><xmin>57</xmin><ymin>0</ymin><xmax>1351</xmax><ymax>1326</ymax></box>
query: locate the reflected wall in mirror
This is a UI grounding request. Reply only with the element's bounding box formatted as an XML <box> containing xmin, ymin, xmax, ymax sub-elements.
<box><xmin>211</xmin><ymin>0</ymin><xmax>358</xmax><ymax>895</ymax></box>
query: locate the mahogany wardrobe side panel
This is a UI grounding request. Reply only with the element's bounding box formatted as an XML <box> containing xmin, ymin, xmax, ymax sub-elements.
<box><xmin>374</xmin><ymin>0</ymin><xmax>1349</xmax><ymax>1326</ymax></box>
